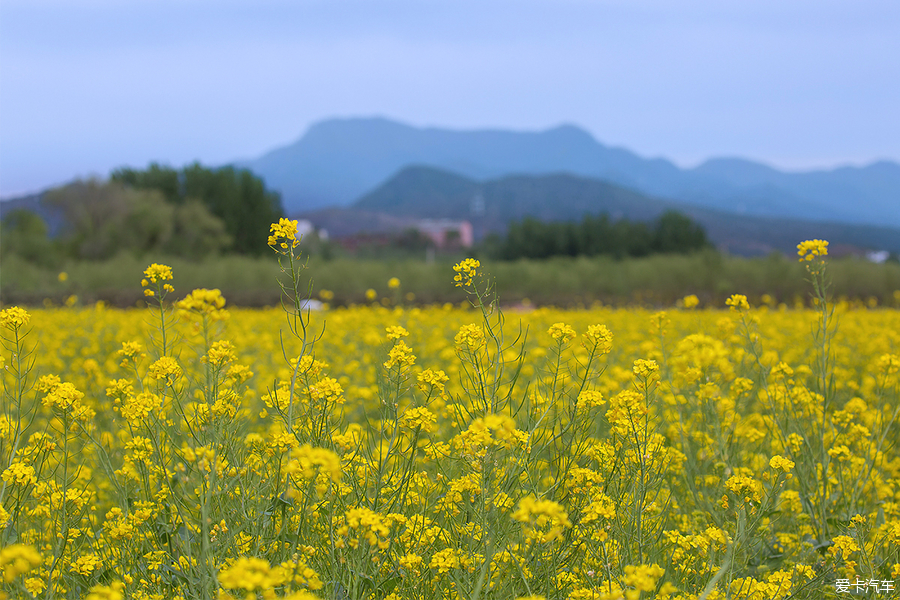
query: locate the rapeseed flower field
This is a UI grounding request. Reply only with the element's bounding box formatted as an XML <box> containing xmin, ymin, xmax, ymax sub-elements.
<box><xmin>1</xmin><ymin>230</ymin><xmax>899</xmax><ymax>600</ymax></box>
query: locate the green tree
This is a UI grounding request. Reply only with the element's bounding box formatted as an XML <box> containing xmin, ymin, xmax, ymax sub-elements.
<box><xmin>113</xmin><ymin>162</ymin><xmax>283</xmax><ymax>255</ymax></box>
<box><xmin>45</xmin><ymin>179</ymin><xmax>173</xmax><ymax>260</ymax></box>
<box><xmin>0</xmin><ymin>209</ymin><xmax>59</xmax><ymax>267</ymax></box>
<box><xmin>652</xmin><ymin>210</ymin><xmax>710</xmax><ymax>253</ymax></box>
<box><xmin>112</xmin><ymin>162</ymin><xmax>182</xmax><ymax>204</ymax></box>
<box><xmin>494</xmin><ymin>211</ymin><xmax>709</xmax><ymax>260</ymax></box>
<box><xmin>165</xmin><ymin>200</ymin><xmax>232</xmax><ymax>258</ymax></box>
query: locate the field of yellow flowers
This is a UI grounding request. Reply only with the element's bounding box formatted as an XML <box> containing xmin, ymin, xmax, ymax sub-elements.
<box><xmin>1</xmin><ymin>230</ymin><xmax>899</xmax><ymax>600</ymax></box>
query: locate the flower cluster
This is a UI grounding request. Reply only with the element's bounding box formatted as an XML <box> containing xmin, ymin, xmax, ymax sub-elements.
<box><xmin>384</xmin><ymin>340</ymin><xmax>416</xmax><ymax>370</ymax></box>
<box><xmin>726</xmin><ymin>293</ymin><xmax>751</xmax><ymax>311</ymax></box>
<box><xmin>547</xmin><ymin>322</ymin><xmax>576</xmax><ymax>343</ymax></box>
<box><xmin>141</xmin><ymin>263</ymin><xmax>174</xmax><ymax>297</ymax></box>
<box><xmin>143</xmin><ymin>263</ymin><xmax>173</xmax><ymax>283</ymax></box>
<box><xmin>0</xmin><ymin>306</ymin><xmax>30</xmax><ymax>330</ymax></box>
<box><xmin>400</xmin><ymin>406</ymin><xmax>437</xmax><ymax>433</ymax></box>
<box><xmin>177</xmin><ymin>288</ymin><xmax>227</xmax><ymax>315</ymax></box>
<box><xmin>285</xmin><ymin>444</ymin><xmax>342</xmax><ymax>484</ymax></box>
<box><xmin>797</xmin><ymin>238</ymin><xmax>828</xmax><ymax>261</ymax></box>
<box><xmin>268</xmin><ymin>218</ymin><xmax>300</xmax><ymax>249</ymax></box>
<box><xmin>583</xmin><ymin>323</ymin><xmax>613</xmax><ymax>354</ymax></box>
<box><xmin>454</xmin><ymin>323</ymin><xmax>485</xmax><ymax>350</ymax></box>
<box><xmin>452</xmin><ymin>258</ymin><xmax>480</xmax><ymax>288</ymax></box>
<box><xmin>452</xmin><ymin>413</ymin><xmax>528</xmax><ymax>459</ymax></box>
<box><xmin>512</xmin><ymin>496</ymin><xmax>572</xmax><ymax>543</ymax></box>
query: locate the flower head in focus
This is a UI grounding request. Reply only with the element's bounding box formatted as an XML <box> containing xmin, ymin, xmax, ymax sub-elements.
<box><xmin>453</xmin><ymin>258</ymin><xmax>480</xmax><ymax>288</ymax></box>
<box><xmin>0</xmin><ymin>307</ymin><xmax>30</xmax><ymax>331</ymax></box>
<box><xmin>797</xmin><ymin>239</ymin><xmax>828</xmax><ymax>262</ymax></box>
<box><xmin>268</xmin><ymin>218</ymin><xmax>300</xmax><ymax>250</ymax></box>
<box><xmin>141</xmin><ymin>264</ymin><xmax>174</xmax><ymax>297</ymax></box>
<box><xmin>143</xmin><ymin>263</ymin><xmax>173</xmax><ymax>284</ymax></box>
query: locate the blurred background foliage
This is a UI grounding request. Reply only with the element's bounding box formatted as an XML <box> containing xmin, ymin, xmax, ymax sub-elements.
<box><xmin>2</xmin><ymin>162</ymin><xmax>898</xmax><ymax>308</ymax></box>
<box><xmin>1</xmin><ymin>163</ymin><xmax>282</xmax><ymax>266</ymax></box>
<box><xmin>2</xmin><ymin>252</ymin><xmax>899</xmax><ymax>309</ymax></box>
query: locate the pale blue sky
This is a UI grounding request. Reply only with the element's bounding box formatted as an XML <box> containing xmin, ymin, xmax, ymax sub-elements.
<box><xmin>2</xmin><ymin>0</ymin><xmax>898</xmax><ymax>197</ymax></box>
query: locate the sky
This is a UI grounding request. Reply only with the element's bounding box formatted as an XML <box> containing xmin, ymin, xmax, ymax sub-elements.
<box><xmin>2</xmin><ymin>0</ymin><xmax>899</xmax><ymax>197</ymax></box>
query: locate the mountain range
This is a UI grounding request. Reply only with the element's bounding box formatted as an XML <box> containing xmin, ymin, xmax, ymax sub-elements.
<box><xmin>4</xmin><ymin>116</ymin><xmax>899</xmax><ymax>257</ymax></box>
<box><xmin>240</xmin><ymin>117</ymin><xmax>900</xmax><ymax>228</ymax></box>
<box><xmin>298</xmin><ymin>165</ymin><xmax>900</xmax><ymax>256</ymax></box>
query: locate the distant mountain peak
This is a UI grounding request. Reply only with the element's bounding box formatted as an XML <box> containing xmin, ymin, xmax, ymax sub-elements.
<box><xmin>543</xmin><ymin>122</ymin><xmax>597</xmax><ymax>141</ymax></box>
<box><xmin>237</xmin><ymin>116</ymin><xmax>900</xmax><ymax>227</ymax></box>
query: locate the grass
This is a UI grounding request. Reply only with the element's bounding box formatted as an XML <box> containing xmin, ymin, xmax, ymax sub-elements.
<box><xmin>1</xmin><ymin>251</ymin><xmax>899</xmax><ymax>308</ymax></box>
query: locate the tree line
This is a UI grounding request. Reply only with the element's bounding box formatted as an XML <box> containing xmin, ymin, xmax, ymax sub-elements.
<box><xmin>1</xmin><ymin>163</ymin><xmax>283</xmax><ymax>265</ymax></box>
<box><xmin>488</xmin><ymin>210</ymin><xmax>711</xmax><ymax>260</ymax></box>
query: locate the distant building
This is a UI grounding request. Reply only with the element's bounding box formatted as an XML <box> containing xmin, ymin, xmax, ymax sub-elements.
<box><xmin>416</xmin><ymin>219</ymin><xmax>474</xmax><ymax>248</ymax></box>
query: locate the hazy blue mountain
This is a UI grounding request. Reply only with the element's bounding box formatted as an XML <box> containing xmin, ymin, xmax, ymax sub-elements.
<box><xmin>353</xmin><ymin>165</ymin><xmax>677</xmax><ymax>240</ymax></box>
<box><xmin>339</xmin><ymin>165</ymin><xmax>900</xmax><ymax>256</ymax></box>
<box><xmin>239</xmin><ymin>117</ymin><xmax>900</xmax><ymax>227</ymax></box>
<box><xmin>689</xmin><ymin>158</ymin><xmax>900</xmax><ymax>224</ymax></box>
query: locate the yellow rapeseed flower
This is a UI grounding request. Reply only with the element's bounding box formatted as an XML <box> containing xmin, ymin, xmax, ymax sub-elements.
<box><xmin>268</xmin><ymin>218</ymin><xmax>300</xmax><ymax>249</ymax></box>
<box><xmin>148</xmin><ymin>356</ymin><xmax>182</xmax><ymax>382</ymax></box>
<box><xmin>682</xmin><ymin>294</ymin><xmax>700</xmax><ymax>308</ymax></box>
<box><xmin>117</xmin><ymin>340</ymin><xmax>145</xmax><ymax>366</ymax></box>
<box><xmin>385</xmin><ymin>325</ymin><xmax>409</xmax><ymax>340</ymax></box>
<box><xmin>204</xmin><ymin>340</ymin><xmax>237</xmax><ymax>366</ymax></box>
<box><xmin>797</xmin><ymin>239</ymin><xmax>828</xmax><ymax>261</ymax></box>
<box><xmin>218</xmin><ymin>556</ymin><xmax>288</xmax><ymax>591</ymax></box>
<box><xmin>548</xmin><ymin>322</ymin><xmax>576</xmax><ymax>343</ymax></box>
<box><xmin>876</xmin><ymin>353</ymin><xmax>900</xmax><ymax>375</ymax></box>
<box><xmin>453</xmin><ymin>258</ymin><xmax>480</xmax><ymax>288</ymax></box>
<box><xmin>84</xmin><ymin>581</ymin><xmax>125</xmax><ymax>600</ymax></box>
<box><xmin>41</xmin><ymin>381</ymin><xmax>85</xmax><ymax>413</ymax></box>
<box><xmin>177</xmin><ymin>288</ymin><xmax>227</xmax><ymax>314</ymax></box>
<box><xmin>400</xmin><ymin>406</ymin><xmax>437</xmax><ymax>433</ymax></box>
<box><xmin>0</xmin><ymin>306</ymin><xmax>30</xmax><ymax>330</ymax></box>
<box><xmin>455</xmin><ymin>323</ymin><xmax>485</xmax><ymax>350</ymax></box>
<box><xmin>829</xmin><ymin>535</ymin><xmax>859</xmax><ymax>558</ymax></box>
<box><xmin>726</xmin><ymin>294</ymin><xmax>750</xmax><ymax>311</ymax></box>
<box><xmin>417</xmin><ymin>368</ymin><xmax>449</xmax><ymax>395</ymax></box>
<box><xmin>142</xmin><ymin>263</ymin><xmax>173</xmax><ymax>284</ymax></box>
<box><xmin>622</xmin><ymin>564</ymin><xmax>665</xmax><ymax>596</ymax></box>
<box><xmin>633</xmin><ymin>358</ymin><xmax>659</xmax><ymax>378</ymax></box>
<box><xmin>512</xmin><ymin>496</ymin><xmax>572</xmax><ymax>543</ymax></box>
<box><xmin>384</xmin><ymin>341</ymin><xmax>416</xmax><ymax>369</ymax></box>
<box><xmin>0</xmin><ymin>544</ymin><xmax>42</xmax><ymax>583</ymax></box>
<box><xmin>576</xmin><ymin>390</ymin><xmax>605</xmax><ymax>410</ymax></box>
<box><xmin>769</xmin><ymin>455</ymin><xmax>795</xmax><ymax>477</ymax></box>
<box><xmin>2</xmin><ymin>462</ymin><xmax>37</xmax><ymax>487</ymax></box>
<box><xmin>286</xmin><ymin>444</ymin><xmax>342</xmax><ymax>483</ymax></box>
<box><xmin>119</xmin><ymin>392</ymin><xmax>163</xmax><ymax>425</ymax></box>
<box><xmin>725</xmin><ymin>474</ymin><xmax>763</xmax><ymax>504</ymax></box>
<box><xmin>70</xmin><ymin>553</ymin><xmax>102</xmax><ymax>576</ymax></box>
<box><xmin>583</xmin><ymin>323</ymin><xmax>613</xmax><ymax>354</ymax></box>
